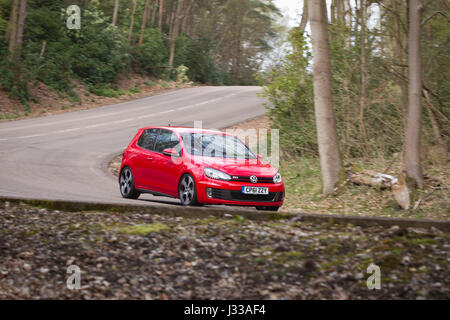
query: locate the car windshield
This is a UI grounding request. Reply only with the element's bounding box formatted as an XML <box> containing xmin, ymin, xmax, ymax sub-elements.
<box><xmin>180</xmin><ymin>133</ymin><xmax>257</xmax><ymax>159</ymax></box>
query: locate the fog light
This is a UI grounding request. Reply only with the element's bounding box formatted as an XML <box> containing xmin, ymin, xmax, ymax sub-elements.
<box><xmin>206</xmin><ymin>188</ymin><xmax>212</xmax><ymax>198</ymax></box>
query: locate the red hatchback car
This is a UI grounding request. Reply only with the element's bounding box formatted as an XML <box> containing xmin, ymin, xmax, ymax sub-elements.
<box><xmin>119</xmin><ymin>127</ymin><xmax>284</xmax><ymax>211</ymax></box>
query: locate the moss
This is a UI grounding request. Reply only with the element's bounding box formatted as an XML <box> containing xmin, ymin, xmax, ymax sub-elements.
<box><xmin>401</xmin><ymin>237</ymin><xmax>438</xmax><ymax>246</ymax></box>
<box><xmin>195</xmin><ymin>217</ymin><xmax>219</xmax><ymax>224</ymax></box>
<box><xmin>115</xmin><ymin>223</ymin><xmax>169</xmax><ymax>235</ymax></box>
<box><xmin>375</xmin><ymin>254</ymin><xmax>402</xmax><ymax>271</ymax></box>
<box><xmin>269</xmin><ymin>212</ymin><xmax>290</xmax><ymax>221</ymax></box>
<box><xmin>267</xmin><ymin>222</ymin><xmax>286</xmax><ymax>228</ymax></box>
<box><xmin>273</xmin><ymin>250</ymin><xmax>304</xmax><ymax>264</ymax></box>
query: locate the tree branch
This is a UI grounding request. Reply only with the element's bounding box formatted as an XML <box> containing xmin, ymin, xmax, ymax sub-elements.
<box><xmin>422</xmin><ymin>11</ymin><xmax>449</xmax><ymax>25</ymax></box>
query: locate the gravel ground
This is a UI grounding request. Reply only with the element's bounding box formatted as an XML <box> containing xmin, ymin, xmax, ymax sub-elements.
<box><xmin>0</xmin><ymin>201</ymin><xmax>448</xmax><ymax>300</ymax></box>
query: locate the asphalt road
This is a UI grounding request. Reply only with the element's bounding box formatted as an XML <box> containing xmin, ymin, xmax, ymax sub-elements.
<box><xmin>0</xmin><ymin>86</ymin><xmax>266</xmax><ymax>206</ymax></box>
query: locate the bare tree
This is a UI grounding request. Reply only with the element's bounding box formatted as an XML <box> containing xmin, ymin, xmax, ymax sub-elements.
<box><xmin>359</xmin><ymin>0</ymin><xmax>369</xmax><ymax>156</ymax></box>
<box><xmin>404</xmin><ymin>0</ymin><xmax>424</xmax><ymax>188</ymax></box>
<box><xmin>168</xmin><ymin>0</ymin><xmax>184</xmax><ymax>67</ymax></box>
<box><xmin>128</xmin><ymin>0</ymin><xmax>137</xmax><ymax>45</ymax></box>
<box><xmin>181</xmin><ymin>0</ymin><xmax>194</xmax><ymax>34</ymax></box>
<box><xmin>7</xmin><ymin>0</ymin><xmax>19</xmax><ymax>55</ymax></box>
<box><xmin>158</xmin><ymin>0</ymin><xmax>164</xmax><ymax>32</ymax></box>
<box><xmin>15</xmin><ymin>0</ymin><xmax>27</xmax><ymax>58</ymax></box>
<box><xmin>151</xmin><ymin>0</ymin><xmax>158</xmax><ymax>27</ymax></box>
<box><xmin>309</xmin><ymin>0</ymin><xmax>343</xmax><ymax>195</ymax></box>
<box><xmin>139</xmin><ymin>0</ymin><xmax>151</xmax><ymax>45</ymax></box>
<box><xmin>299</xmin><ymin>0</ymin><xmax>308</xmax><ymax>32</ymax></box>
<box><xmin>112</xmin><ymin>0</ymin><xmax>119</xmax><ymax>26</ymax></box>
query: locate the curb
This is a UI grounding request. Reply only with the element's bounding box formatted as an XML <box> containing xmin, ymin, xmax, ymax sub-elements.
<box><xmin>1</xmin><ymin>196</ymin><xmax>449</xmax><ymax>231</ymax></box>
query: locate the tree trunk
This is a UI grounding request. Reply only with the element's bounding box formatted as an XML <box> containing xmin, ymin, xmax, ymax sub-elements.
<box><xmin>337</xmin><ymin>0</ymin><xmax>345</xmax><ymax>23</ymax></box>
<box><xmin>128</xmin><ymin>0</ymin><xmax>137</xmax><ymax>45</ymax></box>
<box><xmin>359</xmin><ymin>0</ymin><xmax>369</xmax><ymax>156</ymax></box>
<box><xmin>158</xmin><ymin>0</ymin><xmax>164</xmax><ymax>32</ymax></box>
<box><xmin>309</xmin><ymin>0</ymin><xmax>343</xmax><ymax>195</ymax></box>
<box><xmin>168</xmin><ymin>0</ymin><xmax>184</xmax><ymax>67</ymax></box>
<box><xmin>15</xmin><ymin>0</ymin><xmax>27</xmax><ymax>58</ymax></box>
<box><xmin>7</xmin><ymin>0</ymin><xmax>19</xmax><ymax>55</ymax></box>
<box><xmin>181</xmin><ymin>0</ymin><xmax>194</xmax><ymax>34</ymax></box>
<box><xmin>404</xmin><ymin>0</ymin><xmax>424</xmax><ymax>188</ymax></box>
<box><xmin>139</xmin><ymin>0</ymin><xmax>151</xmax><ymax>45</ymax></box>
<box><xmin>299</xmin><ymin>0</ymin><xmax>308</xmax><ymax>32</ymax></box>
<box><xmin>151</xmin><ymin>0</ymin><xmax>158</xmax><ymax>27</ymax></box>
<box><xmin>112</xmin><ymin>0</ymin><xmax>119</xmax><ymax>26</ymax></box>
<box><xmin>331</xmin><ymin>0</ymin><xmax>337</xmax><ymax>24</ymax></box>
<box><xmin>39</xmin><ymin>40</ymin><xmax>46</xmax><ymax>58</ymax></box>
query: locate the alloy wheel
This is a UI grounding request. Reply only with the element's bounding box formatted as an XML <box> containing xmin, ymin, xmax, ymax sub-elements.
<box><xmin>179</xmin><ymin>174</ymin><xmax>196</xmax><ymax>205</ymax></box>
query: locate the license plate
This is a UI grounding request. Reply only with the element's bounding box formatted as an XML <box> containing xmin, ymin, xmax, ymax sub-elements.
<box><xmin>241</xmin><ymin>186</ymin><xmax>269</xmax><ymax>195</ymax></box>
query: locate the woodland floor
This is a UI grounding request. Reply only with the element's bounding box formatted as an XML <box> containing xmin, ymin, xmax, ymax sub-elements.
<box><xmin>0</xmin><ymin>201</ymin><xmax>448</xmax><ymax>299</ymax></box>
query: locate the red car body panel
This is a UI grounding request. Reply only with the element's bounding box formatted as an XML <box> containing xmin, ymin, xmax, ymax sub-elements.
<box><xmin>119</xmin><ymin>127</ymin><xmax>285</xmax><ymax>208</ymax></box>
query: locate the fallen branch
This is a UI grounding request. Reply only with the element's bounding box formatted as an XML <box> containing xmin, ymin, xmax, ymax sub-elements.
<box><xmin>346</xmin><ymin>167</ymin><xmax>410</xmax><ymax>210</ymax></box>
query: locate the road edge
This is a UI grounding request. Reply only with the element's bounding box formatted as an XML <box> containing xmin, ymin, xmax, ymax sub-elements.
<box><xmin>1</xmin><ymin>196</ymin><xmax>448</xmax><ymax>231</ymax></box>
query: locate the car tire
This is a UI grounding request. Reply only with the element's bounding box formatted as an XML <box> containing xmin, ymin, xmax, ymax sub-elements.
<box><xmin>178</xmin><ymin>173</ymin><xmax>198</xmax><ymax>206</ymax></box>
<box><xmin>119</xmin><ymin>167</ymin><xmax>140</xmax><ymax>199</ymax></box>
<box><xmin>256</xmin><ymin>206</ymin><xmax>280</xmax><ymax>212</ymax></box>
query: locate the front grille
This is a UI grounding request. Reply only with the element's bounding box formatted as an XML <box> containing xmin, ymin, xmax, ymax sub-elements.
<box><xmin>210</xmin><ymin>188</ymin><xmax>283</xmax><ymax>202</ymax></box>
<box><xmin>231</xmin><ymin>176</ymin><xmax>274</xmax><ymax>183</ymax></box>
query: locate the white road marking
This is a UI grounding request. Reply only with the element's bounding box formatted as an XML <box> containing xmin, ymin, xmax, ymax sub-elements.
<box><xmin>0</xmin><ymin>92</ymin><xmax>240</xmax><ymax>141</ymax></box>
<box><xmin>0</xmin><ymin>88</ymin><xmax>236</xmax><ymax>132</ymax></box>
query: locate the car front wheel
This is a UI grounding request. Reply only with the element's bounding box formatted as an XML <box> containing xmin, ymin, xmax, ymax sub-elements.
<box><xmin>178</xmin><ymin>174</ymin><xmax>198</xmax><ymax>206</ymax></box>
<box><xmin>119</xmin><ymin>167</ymin><xmax>140</xmax><ymax>199</ymax></box>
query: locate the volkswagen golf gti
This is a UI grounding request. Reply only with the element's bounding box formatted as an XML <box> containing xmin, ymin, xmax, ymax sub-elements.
<box><xmin>119</xmin><ymin>126</ymin><xmax>284</xmax><ymax>211</ymax></box>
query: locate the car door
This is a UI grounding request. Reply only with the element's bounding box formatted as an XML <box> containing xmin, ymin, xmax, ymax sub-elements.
<box><xmin>151</xmin><ymin>129</ymin><xmax>183</xmax><ymax>196</ymax></box>
<box><xmin>133</xmin><ymin>128</ymin><xmax>159</xmax><ymax>190</ymax></box>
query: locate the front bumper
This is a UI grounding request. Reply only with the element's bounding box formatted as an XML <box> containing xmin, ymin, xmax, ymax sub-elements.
<box><xmin>197</xmin><ymin>179</ymin><xmax>285</xmax><ymax>207</ymax></box>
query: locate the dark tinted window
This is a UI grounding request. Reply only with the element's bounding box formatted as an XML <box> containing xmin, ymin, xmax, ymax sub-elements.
<box><xmin>154</xmin><ymin>129</ymin><xmax>181</xmax><ymax>153</ymax></box>
<box><xmin>137</xmin><ymin>128</ymin><xmax>158</xmax><ymax>150</ymax></box>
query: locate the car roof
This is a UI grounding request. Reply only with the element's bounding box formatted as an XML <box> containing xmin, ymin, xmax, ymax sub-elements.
<box><xmin>140</xmin><ymin>126</ymin><xmax>234</xmax><ymax>136</ymax></box>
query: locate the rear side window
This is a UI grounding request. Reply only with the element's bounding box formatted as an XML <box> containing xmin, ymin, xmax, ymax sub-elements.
<box><xmin>137</xmin><ymin>128</ymin><xmax>159</xmax><ymax>150</ymax></box>
<box><xmin>154</xmin><ymin>129</ymin><xmax>181</xmax><ymax>153</ymax></box>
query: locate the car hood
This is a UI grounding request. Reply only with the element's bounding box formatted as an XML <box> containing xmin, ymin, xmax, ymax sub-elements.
<box><xmin>191</xmin><ymin>155</ymin><xmax>278</xmax><ymax>177</ymax></box>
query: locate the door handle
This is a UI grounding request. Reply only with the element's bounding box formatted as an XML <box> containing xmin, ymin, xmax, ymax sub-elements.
<box><xmin>146</xmin><ymin>157</ymin><xmax>153</xmax><ymax>161</ymax></box>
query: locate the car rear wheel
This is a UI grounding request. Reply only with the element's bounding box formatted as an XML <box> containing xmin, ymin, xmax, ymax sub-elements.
<box><xmin>256</xmin><ymin>206</ymin><xmax>279</xmax><ymax>212</ymax></box>
<box><xmin>179</xmin><ymin>174</ymin><xmax>198</xmax><ymax>206</ymax></box>
<box><xmin>120</xmin><ymin>167</ymin><xmax>140</xmax><ymax>199</ymax></box>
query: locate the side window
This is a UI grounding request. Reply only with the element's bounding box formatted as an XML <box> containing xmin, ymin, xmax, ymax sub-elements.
<box><xmin>137</xmin><ymin>129</ymin><xmax>158</xmax><ymax>151</ymax></box>
<box><xmin>154</xmin><ymin>129</ymin><xmax>181</xmax><ymax>153</ymax></box>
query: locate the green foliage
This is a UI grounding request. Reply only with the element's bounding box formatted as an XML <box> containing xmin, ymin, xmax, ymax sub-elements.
<box><xmin>175</xmin><ymin>65</ymin><xmax>189</xmax><ymax>83</ymax></box>
<box><xmin>0</xmin><ymin>0</ymin><xmax>280</xmax><ymax>102</ymax></box>
<box><xmin>0</xmin><ymin>56</ymin><xmax>32</xmax><ymax>103</ymax></box>
<box><xmin>127</xmin><ymin>86</ymin><xmax>140</xmax><ymax>94</ymax></box>
<box><xmin>183</xmin><ymin>37</ymin><xmax>231</xmax><ymax>85</ymax></box>
<box><xmin>68</xmin><ymin>3</ymin><xmax>130</xmax><ymax>85</ymax></box>
<box><xmin>131</xmin><ymin>28</ymin><xmax>167</xmax><ymax>77</ymax></box>
<box><xmin>259</xmin><ymin>30</ymin><xmax>317</xmax><ymax>157</ymax></box>
<box><xmin>89</xmin><ymin>84</ymin><xmax>126</xmax><ymax>97</ymax></box>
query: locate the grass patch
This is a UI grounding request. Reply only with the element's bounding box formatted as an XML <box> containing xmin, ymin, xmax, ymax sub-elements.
<box><xmin>128</xmin><ymin>87</ymin><xmax>141</xmax><ymax>95</ymax></box>
<box><xmin>280</xmin><ymin>157</ymin><xmax>449</xmax><ymax>220</ymax></box>
<box><xmin>144</xmin><ymin>80</ymin><xmax>157</xmax><ymax>86</ymax></box>
<box><xmin>115</xmin><ymin>223</ymin><xmax>169</xmax><ymax>235</ymax></box>
<box><xmin>90</xmin><ymin>85</ymin><xmax>126</xmax><ymax>98</ymax></box>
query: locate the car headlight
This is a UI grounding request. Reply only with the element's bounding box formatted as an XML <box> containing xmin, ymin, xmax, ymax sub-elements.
<box><xmin>273</xmin><ymin>172</ymin><xmax>282</xmax><ymax>183</ymax></box>
<box><xmin>204</xmin><ymin>167</ymin><xmax>231</xmax><ymax>181</ymax></box>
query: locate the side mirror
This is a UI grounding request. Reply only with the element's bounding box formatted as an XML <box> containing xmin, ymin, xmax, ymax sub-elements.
<box><xmin>256</xmin><ymin>154</ymin><xmax>262</xmax><ymax>159</ymax></box>
<box><xmin>162</xmin><ymin>148</ymin><xmax>179</xmax><ymax>157</ymax></box>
